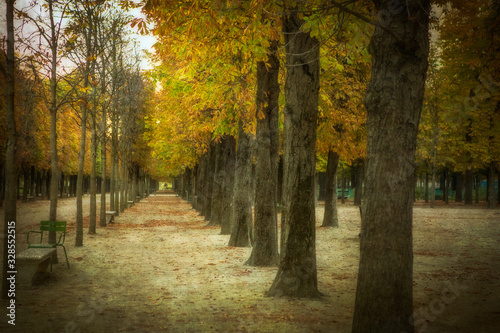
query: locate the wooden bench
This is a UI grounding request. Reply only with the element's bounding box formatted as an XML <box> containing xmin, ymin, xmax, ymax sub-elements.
<box><xmin>127</xmin><ymin>201</ymin><xmax>134</xmax><ymax>208</ymax></box>
<box><xmin>105</xmin><ymin>211</ymin><xmax>116</xmax><ymax>224</ymax></box>
<box><xmin>17</xmin><ymin>248</ymin><xmax>57</xmax><ymax>285</ymax></box>
<box><xmin>27</xmin><ymin>195</ymin><xmax>35</xmax><ymax>202</ymax></box>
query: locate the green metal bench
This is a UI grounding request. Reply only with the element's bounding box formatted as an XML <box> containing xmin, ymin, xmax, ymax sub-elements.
<box><xmin>27</xmin><ymin>221</ymin><xmax>70</xmax><ymax>270</ymax></box>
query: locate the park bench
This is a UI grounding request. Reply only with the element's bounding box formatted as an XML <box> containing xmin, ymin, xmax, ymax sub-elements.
<box><xmin>105</xmin><ymin>211</ymin><xmax>116</xmax><ymax>224</ymax></box>
<box><xmin>27</xmin><ymin>221</ymin><xmax>70</xmax><ymax>270</ymax></box>
<box><xmin>127</xmin><ymin>200</ymin><xmax>134</xmax><ymax>208</ymax></box>
<box><xmin>17</xmin><ymin>248</ymin><xmax>56</xmax><ymax>285</ymax></box>
<box><xmin>27</xmin><ymin>195</ymin><xmax>35</xmax><ymax>202</ymax></box>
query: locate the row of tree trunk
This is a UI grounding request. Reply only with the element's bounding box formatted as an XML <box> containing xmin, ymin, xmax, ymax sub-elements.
<box><xmin>419</xmin><ymin>167</ymin><xmax>499</xmax><ymax>208</ymax></box>
<box><xmin>0</xmin><ymin>167</ymin><xmax>161</xmax><ymax>204</ymax></box>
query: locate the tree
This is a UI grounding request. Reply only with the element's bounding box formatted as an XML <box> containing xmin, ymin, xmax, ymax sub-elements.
<box><xmin>18</xmin><ymin>0</ymin><xmax>72</xmax><ymax>244</ymax></box>
<box><xmin>246</xmin><ymin>41</ymin><xmax>280</xmax><ymax>266</ymax></box>
<box><xmin>267</xmin><ymin>8</ymin><xmax>322</xmax><ymax>298</ymax></box>
<box><xmin>321</xmin><ymin>150</ymin><xmax>339</xmax><ymax>227</ymax></box>
<box><xmin>352</xmin><ymin>1</ymin><xmax>430</xmax><ymax>332</ymax></box>
<box><xmin>66</xmin><ymin>0</ymin><xmax>98</xmax><ymax>245</ymax></box>
<box><xmin>1</xmin><ymin>0</ymin><xmax>17</xmax><ymax>300</ymax></box>
<box><xmin>228</xmin><ymin>120</ymin><xmax>253</xmax><ymax>247</ymax></box>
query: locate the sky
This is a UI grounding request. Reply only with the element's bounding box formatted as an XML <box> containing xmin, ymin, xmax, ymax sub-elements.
<box><xmin>0</xmin><ymin>0</ymin><xmax>157</xmax><ymax>70</ymax></box>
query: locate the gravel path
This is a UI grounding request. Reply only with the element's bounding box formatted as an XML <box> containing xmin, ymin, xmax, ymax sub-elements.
<box><xmin>1</xmin><ymin>192</ymin><xmax>499</xmax><ymax>332</ymax></box>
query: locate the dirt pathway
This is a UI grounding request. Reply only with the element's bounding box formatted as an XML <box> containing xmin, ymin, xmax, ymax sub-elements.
<box><xmin>1</xmin><ymin>192</ymin><xmax>499</xmax><ymax>332</ymax></box>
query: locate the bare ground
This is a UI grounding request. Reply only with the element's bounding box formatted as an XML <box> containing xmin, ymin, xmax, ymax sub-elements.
<box><xmin>1</xmin><ymin>191</ymin><xmax>499</xmax><ymax>333</ymax></box>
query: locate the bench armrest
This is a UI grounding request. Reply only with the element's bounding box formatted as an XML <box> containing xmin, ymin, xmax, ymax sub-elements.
<box><xmin>27</xmin><ymin>230</ymin><xmax>43</xmax><ymax>245</ymax></box>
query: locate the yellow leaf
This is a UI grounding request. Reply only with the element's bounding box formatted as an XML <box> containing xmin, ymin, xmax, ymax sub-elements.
<box><xmin>257</xmin><ymin>109</ymin><xmax>265</xmax><ymax>120</ymax></box>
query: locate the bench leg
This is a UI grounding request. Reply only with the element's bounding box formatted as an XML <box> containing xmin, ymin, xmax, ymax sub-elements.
<box><xmin>18</xmin><ymin>257</ymin><xmax>52</xmax><ymax>286</ymax></box>
<box><xmin>61</xmin><ymin>245</ymin><xmax>70</xmax><ymax>269</ymax></box>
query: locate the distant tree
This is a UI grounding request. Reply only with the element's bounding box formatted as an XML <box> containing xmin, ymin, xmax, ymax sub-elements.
<box><xmin>18</xmin><ymin>0</ymin><xmax>72</xmax><ymax>241</ymax></box>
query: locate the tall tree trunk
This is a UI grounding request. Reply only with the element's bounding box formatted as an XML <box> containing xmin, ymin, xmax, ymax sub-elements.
<box><xmin>464</xmin><ymin>169</ymin><xmax>473</xmax><ymax>204</ymax></box>
<box><xmin>114</xmin><ymin>138</ymin><xmax>120</xmax><ymax>215</ymax></box>
<box><xmin>120</xmin><ymin>149</ymin><xmax>127</xmax><ymax>212</ymax></box>
<box><xmin>208</xmin><ymin>139</ymin><xmax>225</xmax><ymax>226</ymax></box>
<box><xmin>110</xmin><ymin>135</ymin><xmax>115</xmax><ymax>212</ymax></box>
<box><xmin>267</xmin><ymin>11</ymin><xmax>321</xmax><ymax>298</ymax></box>
<box><xmin>100</xmin><ymin>108</ymin><xmax>107</xmax><ymax>227</ymax></box>
<box><xmin>62</xmin><ymin>173</ymin><xmax>67</xmax><ymax>197</ymax></box>
<box><xmin>487</xmin><ymin>162</ymin><xmax>496</xmax><ymax>208</ymax></box>
<box><xmin>22</xmin><ymin>167</ymin><xmax>29</xmax><ymax>202</ymax></box>
<box><xmin>35</xmin><ymin>170</ymin><xmax>41</xmax><ymax>197</ymax></box>
<box><xmin>229</xmin><ymin>120</ymin><xmax>253</xmax><ymax>247</ymax></box>
<box><xmin>475</xmin><ymin>175</ymin><xmax>480</xmax><ymax>204</ymax></box>
<box><xmin>190</xmin><ymin>166</ymin><xmax>197</xmax><ymax>207</ymax></box>
<box><xmin>455</xmin><ymin>172</ymin><xmax>463</xmax><ymax>202</ymax></box>
<box><xmin>424</xmin><ymin>171</ymin><xmax>429</xmax><ymax>202</ymax></box>
<box><xmin>132</xmin><ymin>165</ymin><xmax>138</xmax><ymax>203</ymax></box>
<box><xmin>444</xmin><ymin>169</ymin><xmax>449</xmax><ymax>204</ymax></box>
<box><xmin>246</xmin><ymin>41</ymin><xmax>280</xmax><ymax>266</ymax></box>
<box><xmin>341</xmin><ymin>166</ymin><xmax>346</xmax><ymax>204</ymax></box>
<box><xmin>2</xmin><ymin>0</ymin><xmax>17</xmax><ymax>300</ymax></box>
<box><xmin>352</xmin><ymin>1</ymin><xmax>430</xmax><ymax>332</ymax></box>
<box><xmin>430</xmin><ymin>154</ymin><xmax>436</xmax><ymax>208</ymax></box>
<box><xmin>197</xmin><ymin>154</ymin><xmax>206</xmax><ymax>215</ymax></box>
<box><xmin>220</xmin><ymin>136</ymin><xmax>236</xmax><ymax>235</ymax></box>
<box><xmin>354</xmin><ymin>158</ymin><xmax>364</xmax><ymax>206</ymax></box>
<box><xmin>30</xmin><ymin>166</ymin><xmax>35</xmax><ymax>196</ymax></box>
<box><xmin>76</xmin><ymin>82</ymin><xmax>88</xmax><ymax>247</ymax></box>
<box><xmin>317</xmin><ymin>172</ymin><xmax>326</xmax><ymax>201</ymax></box>
<box><xmin>203</xmin><ymin>142</ymin><xmax>216</xmax><ymax>221</ymax></box>
<box><xmin>48</xmin><ymin>0</ymin><xmax>59</xmax><ymax>248</ymax></box>
<box><xmin>322</xmin><ymin>150</ymin><xmax>339</xmax><ymax>227</ymax></box>
<box><xmin>89</xmin><ymin>115</ymin><xmax>97</xmax><ymax>234</ymax></box>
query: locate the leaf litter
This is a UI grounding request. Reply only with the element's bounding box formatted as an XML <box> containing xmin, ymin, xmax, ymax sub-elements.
<box><xmin>1</xmin><ymin>192</ymin><xmax>499</xmax><ymax>332</ymax></box>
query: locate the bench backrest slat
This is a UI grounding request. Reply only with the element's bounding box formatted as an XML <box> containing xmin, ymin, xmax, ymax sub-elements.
<box><xmin>40</xmin><ymin>221</ymin><xmax>67</xmax><ymax>232</ymax></box>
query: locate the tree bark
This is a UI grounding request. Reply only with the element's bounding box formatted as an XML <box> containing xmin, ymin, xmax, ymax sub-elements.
<box><xmin>487</xmin><ymin>162</ymin><xmax>496</xmax><ymax>208</ymax></box>
<box><xmin>30</xmin><ymin>166</ymin><xmax>36</xmax><ymax>196</ymax></box>
<box><xmin>498</xmin><ymin>173</ymin><xmax>500</xmax><ymax>205</ymax></box>
<box><xmin>267</xmin><ymin>11</ymin><xmax>321</xmax><ymax>298</ymax></box>
<box><xmin>220</xmin><ymin>136</ymin><xmax>236</xmax><ymax>235</ymax></box>
<box><xmin>196</xmin><ymin>154</ymin><xmax>206</xmax><ymax>215</ymax></box>
<box><xmin>89</xmin><ymin>112</ymin><xmax>97</xmax><ymax>234</ymax></box>
<box><xmin>76</xmin><ymin>79</ymin><xmax>88</xmax><ymax>247</ymax></box>
<box><xmin>246</xmin><ymin>41</ymin><xmax>280</xmax><ymax>267</ymax></box>
<box><xmin>203</xmin><ymin>142</ymin><xmax>216</xmax><ymax>221</ymax></box>
<box><xmin>463</xmin><ymin>169</ymin><xmax>473</xmax><ymax>204</ymax></box>
<box><xmin>208</xmin><ymin>138</ymin><xmax>225</xmax><ymax>227</ymax></box>
<box><xmin>2</xmin><ymin>0</ymin><xmax>17</xmax><ymax>300</ymax></box>
<box><xmin>354</xmin><ymin>158</ymin><xmax>364</xmax><ymax>206</ymax></box>
<box><xmin>341</xmin><ymin>166</ymin><xmax>346</xmax><ymax>204</ymax></box>
<box><xmin>455</xmin><ymin>172</ymin><xmax>463</xmax><ymax>202</ymax></box>
<box><xmin>48</xmin><ymin>0</ymin><xmax>59</xmax><ymax>248</ymax></box>
<box><xmin>22</xmin><ymin>167</ymin><xmax>29</xmax><ymax>202</ymax></box>
<box><xmin>444</xmin><ymin>169</ymin><xmax>449</xmax><ymax>204</ymax></box>
<box><xmin>475</xmin><ymin>175</ymin><xmax>480</xmax><ymax>204</ymax></box>
<box><xmin>100</xmin><ymin>106</ymin><xmax>107</xmax><ymax>227</ymax></box>
<box><xmin>120</xmin><ymin>148</ymin><xmax>127</xmax><ymax>212</ymax></box>
<box><xmin>229</xmin><ymin>120</ymin><xmax>253</xmax><ymax>247</ymax></box>
<box><xmin>322</xmin><ymin>150</ymin><xmax>339</xmax><ymax>227</ymax></box>
<box><xmin>352</xmin><ymin>1</ymin><xmax>430</xmax><ymax>332</ymax></box>
<box><xmin>424</xmin><ymin>171</ymin><xmax>429</xmax><ymax>202</ymax></box>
